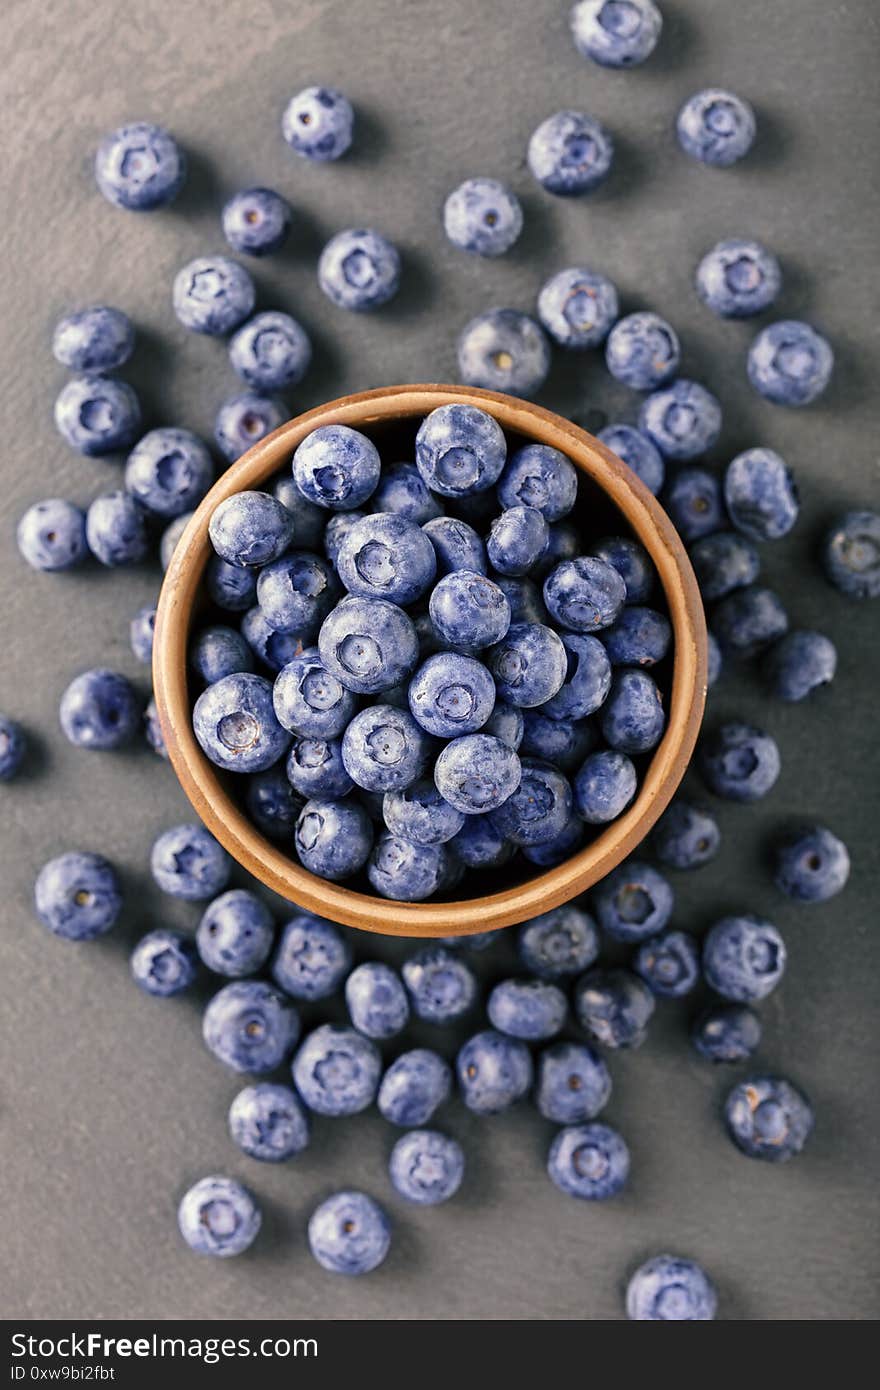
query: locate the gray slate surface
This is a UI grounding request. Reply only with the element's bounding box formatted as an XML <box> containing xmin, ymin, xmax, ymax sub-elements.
<box><xmin>2</xmin><ymin>0</ymin><xmax>879</xmax><ymax>1321</ymax></box>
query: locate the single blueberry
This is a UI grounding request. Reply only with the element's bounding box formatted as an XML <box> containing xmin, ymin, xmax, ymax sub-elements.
<box><xmin>318</xmin><ymin>229</ymin><xmax>400</xmax><ymax>310</ymax></box>
<box><xmin>535</xmin><ymin>1041</ymin><xmax>611</xmax><ymax>1124</ymax></box>
<box><xmin>337</xmin><ymin>512</ymin><xmax>437</xmax><ymax>605</ymax></box>
<box><xmin>544</xmin><ymin>556</ymin><xmax>627</xmax><ymax>633</ymax></box>
<box><xmin>599</xmin><ymin>669</ymin><xmax>665</xmax><ymax>753</ymax></box>
<box><xmin>821</xmin><ymin>510</ymin><xmax>880</xmax><ymax>598</ymax></box>
<box><xmin>367</xmin><ymin>833</ymin><xmax>449</xmax><ymax>901</ymax></box>
<box><xmin>652</xmin><ymin>800</ymin><xmax>721</xmax><ymax>869</ymax></box>
<box><xmin>17</xmin><ymin>498</ymin><xmax>88</xmax><ymax>572</ymax></box>
<box><xmin>626</xmin><ymin>1255</ymin><xmax>717</xmax><ymax>1320</ymax></box>
<box><xmin>634</xmin><ymin>930</ymin><xmax>700</xmax><ymax>998</ymax></box>
<box><xmin>273</xmin><ymin>648</ymin><xmax>357</xmax><ymax>739</ymax></box>
<box><xmin>59</xmin><ymin>668</ymin><xmax>140</xmax><ymax>750</ymax></box>
<box><xmin>443</xmin><ymin>177</ymin><xmax>523</xmax><ymax>257</ymax></box>
<box><xmin>383</xmin><ymin>778</ymin><xmax>465</xmax><ymax>846</ymax></box>
<box><xmin>377</xmin><ymin>1049</ymin><xmax>452</xmax><ymax>1127</ymax></box>
<box><xmin>676</xmin><ymin>89</ymin><xmax>756</xmax><ymax>166</ymax></box>
<box><xmin>55</xmin><ymin>375</ymin><xmax>141</xmax><ymax>456</ymax></box>
<box><xmin>434</xmin><ymin>733</ymin><xmax>522</xmax><ymax>814</ymax></box>
<box><xmin>537</xmin><ymin>267</ymin><xmax>619</xmax><ymax>349</ymax></box>
<box><xmin>86</xmin><ymin>492</ymin><xmax>150</xmax><ymax>567</ymax></box>
<box><xmin>640</xmin><ymin>380</ymin><xmax>722</xmax><ymax>460</ymax></box>
<box><xmin>456</xmin><ymin>1030</ymin><xmax>533</xmax><ymax>1114</ymax></box>
<box><xmin>245</xmin><ymin>766</ymin><xmax>304</xmax><ymax>840</ymax></box>
<box><xmin>214</xmin><ymin>393</ymin><xmax>287</xmax><ymax>463</ymax></box>
<box><xmin>712</xmin><ymin>585</ymin><xmax>789</xmax><ymax>658</ymax></box>
<box><xmin>209</xmin><ymin>491</ymin><xmax>295</xmax><ymax>568</ymax></box>
<box><xmin>422</xmin><ymin>515</ymin><xmax>487</xmax><ymax>575</ymax></box>
<box><xmin>178</xmin><ymin>1177</ymin><xmax>260</xmax><ymax>1258</ymax></box>
<box><xmin>207</xmin><ymin>555</ymin><xmax>258</xmax><ymax>611</ymax></box>
<box><xmin>482</xmin><ymin>700</ymin><xmax>524</xmax><ymax>750</ymax></box>
<box><xmin>308</xmin><ymin>1191</ymin><xmax>391</xmax><ymax>1276</ymax></box>
<box><xmin>34</xmin><ymin>852</ymin><xmax>121</xmax><ymax>940</ymax></box>
<box><xmin>457</xmin><ymin>308</ymin><xmax>551</xmax><ymax>397</ymax></box>
<box><xmin>747</xmin><ymin>320</ymin><xmax>834</xmax><ymax>406</ymax></box>
<box><xmin>52</xmin><ymin>305</ymin><xmax>135</xmax><ymax>371</ymax></box>
<box><xmin>773</xmin><ymin>824</ymin><xmax>850</xmax><ymax>902</ymax></box>
<box><xmin>570</xmin><ymin>0</ymin><xmax>663</xmax><ymax>69</ymax></box>
<box><xmin>389</xmin><ymin>1130</ymin><xmax>464</xmax><ymax>1205</ymax></box>
<box><xmin>593</xmin><ymin>860</ymin><xmax>673</xmax><ymax>942</ymax></box>
<box><xmin>605</xmin><ymin>312</ymin><xmax>680</xmax><ymax>391</ymax></box>
<box><xmin>257</xmin><ymin>551</ymin><xmax>336</xmax><ymax>637</ymax></box>
<box><xmin>449</xmin><ymin>813</ymin><xmax>513</xmax><ymax>868</ymax></box>
<box><xmin>190</xmin><ymin>625</ymin><xmax>255</xmax><ymax>685</ymax></box>
<box><xmin>703</xmin><ymin>914</ymin><xmax>786</xmax><ymax>1001</ymax></box>
<box><xmin>402</xmin><ymin>947</ymin><xmax>477</xmax><ymax>1023</ymax></box>
<box><xmin>574</xmin><ymin>967</ymin><xmax>655</xmax><ymax>1048</ymax></box>
<box><xmin>518</xmin><ymin>906</ymin><xmax>600</xmax><ymax>979</ymax></box>
<box><xmin>125</xmin><ymin>427</ymin><xmax>214</xmax><ymax>518</ymax></box>
<box><xmin>600</xmin><ymin>606</ymin><xmax>671</xmax><ymax>667</ymax></box>
<box><xmin>700</xmin><ymin>722</ymin><xmax>781</xmax><ymax>801</ymax></box>
<box><xmin>763</xmin><ymin>630</ymin><xmax>837</xmax><ymax>701</ymax></box>
<box><xmin>241</xmin><ymin>608</ymin><xmax>304</xmax><ymax>673</ymax></box>
<box><xmin>416</xmin><ymin>403</ymin><xmax>507</xmax><ymax>498</ymax></box>
<box><xmin>0</xmin><ymin>714</ymin><xmax>26</xmax><ymax>781</ymax></box>
<box><xmin>491</xmin><ymin>758</ymin><xmax>573</xmax><ymax>846</ymax></box>
<box><xmin>696</xmin><ymin>238</ymin><xmax>781</xmax><ymax>318</ymax></box>
<box><xmin>293</xmin><ymin>1024</ymin><xmax>381</xmax><ymax>1116</ymax></box>
<box><xmin>527</xmin><ymin>110</ymin><xmax>614</xmax><ymax>195</ymax></box>
<box><xmin>131</xmin><ymin>929</ymin><xmax>198</xmax><ymax>997</ymax></box>
<box><xmin>228</xmin><ymin>1083</ymin><xmax>310</xmax><ymax>1161</ymax></box>
<box><xmin>341</xmin><ymin>704</ymin><xmax>430</xmax><ymax>791</ymax></box>
<box><xmin>345</xmin><ymin>962</ymin><xmax>410</xmax><ymax>1039</ymax></box>
<box><xmin>692</xmin><ymin>1004</ymin><xmax>762</xmax><ymax>1064</ymax></box>
<box><xmin>95</xmin><ymin>122</ymin><xmax>185</xmax><ymax>210</ymax></box>
<box><xmin>487</xmin><ymin>622</ymin><xmax>568</xmax><ymax>707</ymax></box>
<box><xmin>197</xmin><ymin>890</ymin><xmax>275</xmax><ymax>977</ymax></box>
<box><xmin>286</xmin><ymin>735</ymin><xmax>353</xmax><ymax>799</ymax></box>
<box><xmin>274</xmin><ymin>476</ymin><xmax>328</xmax><ymax>550</ymax></box>
<box><xmin>222</xmin><ymin>187</ymin><xmax>293</xmax><ymax>257</ymax></box>
<box><xmin>295</xmin><ymin>797</ymin><xmax>373</xmax><ymax>880</ymax></box>
<box><xmin>689</xmin><ymin>530</ymin><xmax>760</xmax><ymax>602</ymax></box>
<box><xmin>487</xmin><ymin>506</ymin><xmax>549</xmax><ymax>576</ymax></box>
<box><xmin>272</xmin><ymin>912</ymin><xmax>351</xmax><ymax>1000</ymax></box>
<box><xmin>548</xmin><ymin>1122</ymin><xmax>630</xmax><ymax>1200</ymax></box>
<box><xmin>408</xmin><ymin>652</ymin><xmax>495</xmax><ymax>738</ymax></box>
<box><xmin>573</xmin><ymin>748</ymin><xmax>638</xmax><ymax>823</ymax></box>
<box><xmin>172</xmin><ymin>255</ymin><xmax>255</xmax><ymax>335</ymax></box>
<box><xmin>151</xmin><ymin>823</ymin><xmax>231</xmax><ymax>901</ymax></box>
<box><xmin>194</xmin><ymin>672</ymin><xmax>291</xmax><ymax>773</ymax></box>
<box><xmin>282</xmin><ymin>86</ymin><xmax>354</xmax><ymax>161</ymax></box>
<box><xmin>598</xmin><ymin>425</ymin><xmax>665</xmax><ymax>495</ymax></box>
<box><xmin>130</xmin><ymin>605</ymin><xmax>157</xmax><ymax>664</ymax></box>
<box><xmin>488</xmin><ymin>978</ymin><xmax>568</xmax><ymax>1040</ymax></box>
<box><xmin>724</xmin><ymin>447</ymin><xmax>799</xmax><ymax>541</ymax></box>
<box><xmin>229</xmin><ymin>311</ymin><xmax>312</xmax><ymax>391</ymax></box>
<box><xmin>293</xmin><ymin>425</ymin><xmax>381</xmax><ymax>511</ymax></box>
<box><xmin>203</xmin><ymin>979</ymin><xmax>299</xmax><ymax>1073</ymax></box>
<box><xmin>371</xmin><ymin>463</ymin><xmax>444</xmax><ymax>525</ymax></box>
<box><xmin>724</xmin><ymin>1076</ymin><xmax>814</xmax><ymax>1162</ymax></box>
<box><xmin>519</xmin><ymin>712</ymin><xmax>594</xmax><ymax>772</ymax></box>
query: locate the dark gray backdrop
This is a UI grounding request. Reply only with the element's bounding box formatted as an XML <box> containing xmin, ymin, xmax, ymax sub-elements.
<box><xmin>2</xmin><ymin>0</ymin><xmax>878</xmax><ymax>1321</ymax></box>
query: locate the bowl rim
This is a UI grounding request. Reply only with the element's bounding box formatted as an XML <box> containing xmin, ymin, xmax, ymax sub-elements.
<box><xmin>153</xmin><ymin>383</ymin><xmax>707</xmax><ymax>937</ymax></box>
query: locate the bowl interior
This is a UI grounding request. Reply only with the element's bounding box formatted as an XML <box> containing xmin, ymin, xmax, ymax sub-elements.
<box><xmin>154</xmin><ymin>384</ymin><xmax>707</xmax><ymax>937</ymax></box>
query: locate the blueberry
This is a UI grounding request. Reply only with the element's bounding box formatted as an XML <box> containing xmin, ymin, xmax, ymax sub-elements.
<box><xmin>774</xmin><ymin>824</ymin><xmax>850</xmax><ymax>902</ymax></box>
<box><xmin>309</xmin><ymin>1191</ymin><xmax>390</xmax><ymax>1276</ymax></box>
<box><xmin>457</xmin><ymin>308</ymin><xmax>551</xmax><ymax>397</ymax></box>
<box><xmin>634</xmin><ymin>929</ymin><xmax>699</xmax><ymax>998</ymax></box>
<box><xmin>537</xmin><ymin>267</ymin><xmax>619</xmax><ymax>349</ymax></box>
<box><xmin>371</xmin><ymin>463</ymin><xmax>444</xmax><ymax>525</ymax></box>
<box><xmin>194</xmin><ymin>671</ymin><xmax>291</xmax><ymax>773</ymax></box>
<box><xmin>488</xmin><ymin>623</ymin><xmax>568</xmax><ymax>708</ymax></box>
<box><xmin>318</xmin><ymin>229</ymin><xmax>400</xmax><ymax>311</ymax></box>
<box><xmin>95</xmin><ymin>122</ymin><xmax>185</xmax><ymax>209</ymax></box>
<box><xmin>0</xmin><ymin>714</ymin><xmax>25</xmax><ymax>781</ymax></box>
<box><xmin>605</xmin><ymin>312</ymin><xmax>680</xmax><ymax>392</ymax></box>
<box><xmin>700</xmin><ymin>722</ymin><xmax>781</xmax><ymax>802</ymax></box>
<box><xmin>652</xmin><ymin>800</ymin><xmax>721</xmax><ymax>869</ymax></box>
<box><xmin>640</xmin><ymin>381</ymin><xmax>722</xmax><ymax>460</ymax></box>
<box><xmin>519</xmin><ymin>713</ymin><xmax>594</xmax><ymax>772</ymax></box>
<box><xmin>164</xmin><ymin>513</ymin><xmax>195</xmax><ymax>570</ymax></box>
<box><xmin>544</xmin><ymin>557</ymin><xmax>627</xmax><ymax>633</ymax></box>
<box><xmin>593</xmin><ymin>860</ymin><xmax>673</xmax><ymax>943</ymax></box>
<box><xmin>821</xmin><ymin>510</ymin><xmax>880</xmax><ymax>598</ymax></box>
<box><xmin>456</xmin><ymin>1030</ymin><xmax>533</xmax><ymax>1114</ymax></box>
<box><xmin>87</xmin><ymin>492</ymin><xmax>150</xmax><ymax>568</ymax></box>
<box><xmin>197</xmin><ymin>890</ymin><xmax>275</xmax><ymax>977</ymax></box>
<box><xmin>598</xmin><ymin>425</ymin><xmax>665</xmax><ymax>496</ymax></box>
<box><xmin>689</xmin><ymin>530</ymin><xmax>760</xmax><ymax>602</ymax></box>
<box><xmin>125</xmin><ymin>428</ymin><xmax>214</xmax><ymax>519</ymax></box>
<box><xmin>272</xmin><ymin>912</ymin><xmax>352</xmax><ymax>1000</ymax></box>
<box><xmin>240</xmin><ymin>608</ymin><xmax>304</xmax><ymax>672</ymax></box>
<box><xmin>711</xmin><ymin>586</ymin><xmax>789</xmax><ymax>657</ymax></box>
<box><xmin>696</xmin><ymin>238</ymin><xmax>781</xmax><ymax>318</ymax></box>
<box><xmin>131</xmin><ymin>929</ymin><xmax>198</xmax><ymax>997</ymax></box>
<box><xmin>747</xmin><ymin>320</ymin><xmax>833</xmax><ymax>406</ymax></box>
<box><xmin>494</xmin><ymin>576</ymin><xmax>548</xmax><ymax>623</ymax></box>
<box><xmin>570</xmin><ymin>0</ymin><xmax>663</xmax><ymax>68</ymax></box>
<box><xmin>724</xmin><ymin>1075</ymin><xmax>814</xmax><ymax>1162</ymax></box>
<box><xmin>422</xmin><ymin>516</ymin><xmax>487</xmax><ymax>576</ymax></box>
<box><xmin>482</xmin><ymin>701</ymin><xmax>524</xmax><ymax>750</ymax></box>
<box><xmin>377</xmin><ymin>1049</ymin><xmax>452</xmax><ymax>1126</ymax></box>
<box><xmin>518</xmin><ymin>906</ymin><xmax>600</xmax><ymax>980</ymax></box>
<box><xmin>434</xmin><ymin>733</ymin><xmax>522</xmax><ymax>815</ymax></box>
<box><xmin>692</xmin><ymin>1003</ymin><xmax>762</xmax><ymax>1063</ymax></box>
<box><xmin>703</xmin><ymin>914</ymin><xmax>786</xmax><ymax>1001</ymax></box>
<box><xmin>172</xmin><ymin>255</ymin><xmax>255</xmax><ymax>335</ymax></box>
<box><xmin>724</xmin><ymin>447</ymin><xmax>799</xmax><ymax>542</ymax></box>
<box><xmin>17</xmin><ymin>498</ymin><xmax>88</xmax><ymax>572</ymax></box>
<box><xmin>144</xmin><ymin>698</ymin><xmax>167</xmax><ymax>758</ymax></box>
<box><xmin>341</xmin><ymin>704</ymin><xmax>429</xmax><ymax>791</ymax></box>
<box><xmin>573</xmin><ymin>748</ymin><xmax>637</xmax><ymax>823</ymax></box>
<box><xmin>245</xmin><ymin>765</ymin><xmax>304</xmax><ymax>840</ymax></box>
<box><xmin>401</xmin><ymin>947</ymin><xmax>477</xmax><ymax>1024</ymax></box>
<box><xmin>390</xmin><ymin>1130</ymin><xmax>464</xmax><ymax>1205</ymax></box>
<box><xmin>574</xmin><ymin>967</ymin><xmax>655</xmax><ymax>1048</ymax></box>
<box><xmin>488</xmin><ymin>978</ymin><xmax>567</xmax><ymax>1040</ymax></box>
<box><xmin>492</xmin><ymin>758</ymin><xmax>573</xmax><ymax>846</ymax></box>
<box><xmin>34</xmin><ymin>852</ymin><xmax>121</xmax><ymax>940</ymax></box>
<box><xmin>178</xmin><ymin>1176</ymin><xmax>260</xmax><ymax>1258</ymax></box>
<box><xmin>600</xmin><ymin>605</ymin><xmax>671</xmax><ymax>667</ymax></box>
<box><xmin>592</xmin><ymin>535</ymin><xmax>655</xmax><ymax>604</ymax></box>
<box><xmin>59</xmin><ymin>668</ymin><xmax>140</xmax><ymax>750</ymax></box>
<box><xmin>55</xmin><ymin>374</ymin><xmax>141</xmax><ymax>456</ymax></box>
<box><xmin>258</xmin><ymin>552</ymin><xmax>337</xmax><ymax>639</ymax></box>
<box><xmin>127</xmin><ymin>605</ymin><xmax>156</xmax><ymax>665</ymax></box>
<box><xmin>444</xmin><ymin>177</ymin><xmax>523</xmax><ymax>257</ymax></box>
<box><xmin>676</xmin><ymin>89</ymin><xmax>756</xmax><ymax>166</ymax></box>
<box><xmin>428</xmin><ymin>572</ymin><xmax>510</xmax><ymax>652</ymax></box>
<box><xmin>274</xmin><ymin>477</ymin><xmax>328</xmax><ymax>550</ymax></box>
<box><xmin>208</xmin><ymin>556</ymin><xmax>258</xmax><ymax>612</ymax></box>
<box><xmin>229</xmin><ymin>1083</ymin><xmax>310</xmax><ymax>1161</ymax></box>
<box><xmin>295</xmin><ymin>797</ymin><xmax>374</xmax><ymax>879</ymax></box>
<box><xmin>215</xmin><ymin>393</ymin><xmax>287</xmax><ymax>463</ymax></box>
<box><xmin>449</xmin><ymin>813</ymin><xmax>512</xmax><ymax>868</ymax></box>
<box><xmin>536</xmin><ymin>1041</ymin><xmax>611</xmax><ymax>1123</ymax></box>
<box><xmin>222</xmin><ymin>187</ymin><xmax>292</xmax><ymax>257</ymax></box>
<box><xmin>282</xmin><ymin>86</ymin><xmax>354</xmax><ymax>161</ymax></box>
<box><xmin>383</xmin><ymin>778</ymin><xmax>466</xmax><ymax>846</ymax></box>
<box><xmin>626</xmin><ymin>1255</ymin><xmax>717</xmax><ymax>1320</ymax></box>
<box><xmin>190</xmin><ymin>625</ymin><xmax>254</xmax><ymax>686</ymax></box>
<box><xmin>527</xmin><ymin>110</ymin><xmax>614</xmax><ymax>195</ymax></box>
<box><xmin>487</xmin><ymin>506</ymin><xmax>549</xmax><ymax>577</ymax></box>
<box><xmin>661</xmin><ymin>467</ymin><xmax>722</xmax><ymax>542</ymax></box>
<box><xmin>52</xmin><ymin>305</ymin><xmax>135</xmax><ymax>371</ymax></box>
<box><xmin>368</xmin><ymin>833</ymin><xmax>449</xmax><ymax>900</ymax></box>
<box><xmin>293</xmin><ymin>1024</ymin><xmax>381</xmax><ymax>1116</ymax></box>
<box><xmin>417</xmin><ymin>403</ymin><xmax>507</xmax><ymax>498</ymax></box>
<box><xmin>337</xmin><ymin>513</ymin><xmax>437</xmax><ymax>606</ymax></box>
<box><xmin>548</xmin><ymin>1122</ymin><xmax>629</xmax><ymax>1200</ymax></box>
<box><xmin>272</xmin><ymin>648</ymin><xmax>357</xmax><ymax>739</ymax></box>
<box><xmin>763</xmin><ymin>630</ymin><xmax>837</xmax><ymax>702</ymax></box>
<box><xmin>343</xmin><ymin>962</ymin><xmax>408</xmax><ymax>1039</ymax></box>
<box><xmin>408</xmin><ymin>653</ymin><xmax>494</xmax><ymax>739</ymax></box>
<box><xmin>286</xmin><ymin>735</ymin><xmax>353</xmax><ymax>798</ymax></box>
<box><xmin>229</xmin><ymin>311</ymin><xmax>312</xmax><ymax>391</ymax></box>
<box><xmin>599</xmin><ymin>669</ymin><xmax>665</xmax><ymax>753</ymax></box>
<box><xmin>324</xmin><ymin>511</ymin><xmax>366</xmax><ymax>567</ymax></box>
<box><xmin>706</xmin><ymin>632</ymin><xmax>722</xmax><ymax>686</ymax></box>
<box><xmin>294</xmin><ymin>426</ymin><xmax>381</xmax><ymax>512</ymax></box>
<box><xmin>203</xmin><ymin>979</ymin><xmax>299</xmax><ymax>1073</ymax></box>
<box><xmin>150</xmin><ymin>824</ymin><xmax>231</xmax><ymax>902</ymax></box>
<box><xmin>212</xmin><ymin>495</ymin><xmax>294</xmax><ymax>572</ymax></box>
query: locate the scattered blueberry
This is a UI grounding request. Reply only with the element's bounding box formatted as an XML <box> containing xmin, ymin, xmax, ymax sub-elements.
<box><xmin>639</xmin><ymin>380</ymin><xmax>722</xmax><ymax>460</ymax></box>
<box><xmin>229</xmin><ymin>311</ymin><xmax>312</xmax><ymax>391</ymax></box>
<box><xmin>345</xmin><ymin>962</ymin><xmax>410</xmax><ymax>1039</ymax></box>
<box><xmin>55</xmin><ymin>374</ymin><xmax>141</xmax><ymax>456</ymax></box>
<box><xmin>160</xmin><ymin>511</ymin><xmax>195</xmax><ymax>571</ymax></box>
<box><xmin>488</xmin><ymin>978</ymin><xmax>567</xmax><ymax>1040</ymax></box>
<box><xmin>318</xmin><ymin>229</ymin><xmax>400</xmax><ymax>311</ymax></box>
<box><xmin>131</xmin><ymin>929</ymin><xmax>198</xmax><ymax>997</ymax></box>
<box><xmin>692</xmin><ymin>1003</ymin><xmax>762</xmax><ymax>1064</ymax></box>
<box><xmin>652</xmin><ymin>800</ymin><xmax>720</xmax><ymax>869</ymax></box>
<box><xmin>150</xmin><ymin>823</ymin><xmax>231</xmax><ymax>902</ymax></box>
<box><xmin>747</xmin><ymin>320</ymin><xmax>834</xmax><ymax>406</ymax></box>
<box><xmin>696</xmin><ymin>238</ymin><xmax>781</xmax><ymax>318</ymax></box>
<box><xmin>457</xmin><ymin>308</ymin><xmax>551</xmax><ymax>397</ymax></box>
<box><xmin>214</xmin><ymin>392</ymin><xmax>287</xmax><ymax>462</ymax></box>
<box><xmin>821</xmin><ymin>510</ymin><xmax>880</xmax><ymax>598</ymax></box>
<box><xmin>517</xmin><ymin>906</ymin><xmax>599</xmax><ymax>980</ymax></box>
<box><xmin>308</xmin><ymin>1191</ymin><xmax>391</xmax><ymax>1276</ymax></box>
<box><xmin>634</xmin><ymin>929</ymin><xmax>700</xmax><ymax>998</ymax></box>
<box><xmin>402</xmin><ymin>947</ymin><xmax>477</xmax><ymax>1023</ymax></box>
<box><xmin>271</xmin><ymin>912</ymin><xmax>352</xmax><ymax>1001</ymax></box>
<box><xmin>702</xmin><ymin>914</ymin><xmax>786</xmax><ymax>1002</ymax></box>
<box><xmin>0</xmin><ymin>714</ymin><xmax>26</xmax><ymax>781</ymax></box>
<box><xmin>456</xmin><ymin>1030</ymin><xmax>533</xmax><ymax>1114</ymax></box>
<box><xmin>711</xmin><ymin>585</ymin><xmax>789</xmax><ymax>657</ymax></box>
<box><xmin>17</xmin><ymin>498</ymin><xmax>89</xmax><ymax>573</ymax></box>
<box><xmin>570</xmin><ymin>0</ymin><xmax>663</xmax><ymax>69</ymax></box>
<box><xmin>535</xmin><ymin>1040</ymin><xmax>611</xmax><ymax>1124</ymax></box>
<box><xmin>292</xmin><ymin>1024</ymin><xmax>381</xmax><ymax>1116</ymax></box>
<box><xmin>178</xmin><ymin>1176</ymin><xmax>260</xmax><ymax>1258</ymax></box>
<box><xmin>86</xmin><ymin>492</ymin><xmax>150</xmax><ymax>567</ymax></box>
<box><xmin>773</xmin><ymin>824</ymin><xmax>850</xmax><ymax>902</ymax></box>
<box><xmin>574</xmin><ymin>967</ymin><xmax>655</xmax><ymax>1048</ymax></box>
<box><xmin>700</xmin><ymin>721</ymin><xmax>781</xmax><ymax>802</ymax></box>
<box><xmin>724</xmin><ymin>447</ymin><xmax>799</xmax><ymax>541</ymax></box>
<box><xmin>689</xmin><ymin>530</ymin><xmax>760</xmax><ymax>602</ymax></box>
<box><xmin>378</xmin><ymin>1049</ymin><xmax>452</xmax><ymax>1127</ymax></box>
<box><xmin>125</xmin><ymin>427</ymin><xmax>214</xmax><ymax>518</ymax></box>
<box><xmin>222</xmin><ymin>187</ymin><xmax>292</xmax><ymax>257</ymax></box>
<box><xmin>229</xmin><ymin>1083</ymin><xmax>310</xmax><ymax>1161</ymax></box>
<box><xmin>197</xmin><ymin>890</ymin><xmax>275</xmax><ymax>977</ymax></box>
<box><xmin>389</xmin><ymin>1130</ymin><xmax>464</xmax><ymax>1205</ymax></box>
<box><xmin>95</xmin><ymin>122</ymin><xmax>185</xmax><ymax>210</ymax></box>
<box><xmin>605</xmin><ymin>312</ymin><xmax>680</xmax><ymax>391</ymax></box>
<box><xmin>724</xmin><ymin>1075</ymin><xmax>814</xmax><ymax>1162</ymax></box>
<box><xmin>537</xmin><ymin>267</ymin><xmax>619</xmax><ymax>349</ymax></box>
<box><xmin>34</xmin><ymin>851</ymin><xmax>121</xmax><ymax>941</ymax></box>
<box><xmin>59</xmin><ymin>668</ymin><xmax>140</xmax><ymax>750</ymax></box>
<box><xmin>444</xmin><ymin>177</ymin><xmax>523</xmax><ymax>257</ymax></box>
<box><xmin>626</xmin><ymin>1254</ymin><xmax>717</xmax><ymax>1320</ymax></box>
<box><xmin>763</xmin><ymin>629</ymin><xmax>837</xmax><ymax>701</ymax></box>
<box><xmin>202</xmin><ymin>979</ymin><xmax>299</xmax><ymax>1073</ymax></box>
<box><xmin>676</xmin><ymin>89</ymin><xmax>756</xmax><ymax>166</ymax></box>
<box><xmin>527</xmin><ymin>110</ymin><xmax>614</xmax><ymax>195</ymax></box>
<box><xmin>52</xmin><ymin>305</ymin><xmax>135</xmax><ymax>371</ymax></box>
<box><xmin>282</xmin><ymin>86</ymin><xmax>354</xmax><ymax>161</ymax></box>
<box><xmin>548</xmin><ymin>1121</ymin><xmax>630</xmax><ymax>1200</ymax></box>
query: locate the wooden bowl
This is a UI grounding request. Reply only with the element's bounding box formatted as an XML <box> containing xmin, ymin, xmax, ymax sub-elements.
<box><xmin>154</xmin><ymin>384</ymin><xmax>707</xmax><ymax>938</ymax></box>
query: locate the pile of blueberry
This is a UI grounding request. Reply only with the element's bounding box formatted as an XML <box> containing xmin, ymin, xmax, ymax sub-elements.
<box><xmin>193</xmin><ymin>405</ymin><xmax>674</xmax><ymax>899</ymax></box>
<box><xmin>4</xmin><ymin>0</ymin><xmax>879</xmax><ymax>1319</ymax></box>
